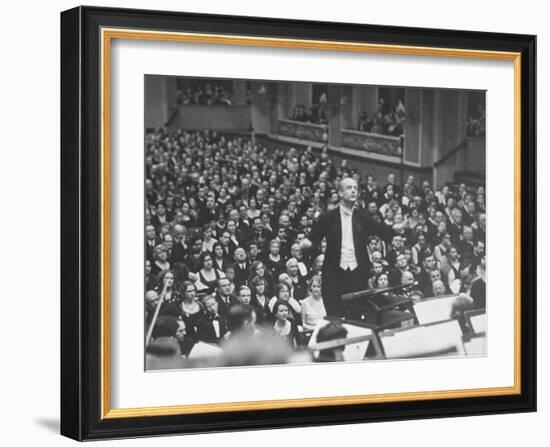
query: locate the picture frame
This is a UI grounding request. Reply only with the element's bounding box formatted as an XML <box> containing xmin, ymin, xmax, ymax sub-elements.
<box><xmin>60</xmin><ymin>5</ymin><xmax>536</xmax><ymax>441</ymax></box>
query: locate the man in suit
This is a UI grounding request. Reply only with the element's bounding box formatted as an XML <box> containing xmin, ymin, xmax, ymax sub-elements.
<box><xmin>300</xmin><ymin>177</ymin><xmax>390</xmax><ymax>317</ymax></box>
<box><xmin>233</xmin><ymin>247</ymin><xmax>249</xmax><ymax>288</ymax></box>
<box><xmin>195</xmin><ymin>295</ymin><xmax>228</xmax><ymax>345</ymax></box>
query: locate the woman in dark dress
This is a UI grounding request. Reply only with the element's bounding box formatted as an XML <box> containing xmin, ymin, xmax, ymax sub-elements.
<box><xmin>250</xmin><ymin>275</ymin><xmax>272</xmax><ymax>329</ymax></box>
<box><xmin>265</xmin><ymin>239</ymin><xmax>286</xmax><ymax>279</ymax></box>
<box><xmin>197</xmin><ymin>251</ymin><xmax>225</xmax><ymax>294</ymax></box>
<box><xmin>178</xmin><ymin>280</ymin><xmax>203</xmax><ymax>339</ymax></box>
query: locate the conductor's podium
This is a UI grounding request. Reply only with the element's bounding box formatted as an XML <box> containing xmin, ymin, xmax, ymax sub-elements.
<box><xmin>341</xmin><ymin>284</ymin><xmax>418</xmax><ymax>331</ymax></box>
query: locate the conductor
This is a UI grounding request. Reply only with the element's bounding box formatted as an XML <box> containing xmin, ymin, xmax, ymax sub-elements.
<box><xmin>300</xmin><ymin>177</ymin><xmax>389</xmax><ymax>317</ymax></box>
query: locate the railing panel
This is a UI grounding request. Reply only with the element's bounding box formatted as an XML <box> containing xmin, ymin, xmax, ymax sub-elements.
<box><xmin>341</xmin><ymin>129</ymin><xmax>402</xmax><ymax>157</ymax></box>
<box><xmin>277</xmin><ymin>119</ymin><xmax>328</xmax><ymax>143</ymax></box>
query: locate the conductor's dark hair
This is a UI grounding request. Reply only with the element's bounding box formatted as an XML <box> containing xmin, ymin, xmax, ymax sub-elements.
<box><xmin>152</xmin><ymin>315</ymin><xmax>179</xmax><ymax>339</ymax></box>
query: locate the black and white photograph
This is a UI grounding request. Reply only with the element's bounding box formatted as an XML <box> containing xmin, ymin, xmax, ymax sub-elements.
<box><xmin>144</xmin><ymin>75</ymin><xmax>487</xmax><ymax>370</ymax></box>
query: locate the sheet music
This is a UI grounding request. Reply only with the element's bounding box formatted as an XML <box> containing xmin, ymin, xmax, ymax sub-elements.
<box><xmin>470</xmin><ymin>313</ymin><xmax>487</xmax><ymax>333</ymax></box>
<box><xmin>413</xmin><ymin>296</ymin><xmax>458</xmax><ymax>325</ymax></box>
<box><xmin>381</xmin><ymin>320</ymin><xmax>465</xmax><ymax>358</ymax></box>
<box><xmin>463</xmin><ymin>335</ymin><xmax>487</xmax><ymax>356</ymax></box>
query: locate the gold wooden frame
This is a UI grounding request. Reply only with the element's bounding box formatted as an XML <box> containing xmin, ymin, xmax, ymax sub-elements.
<box><xmin>100</xmin><ymin>27</ymin><xmax>522</xmax><ymax>420</ymax></box>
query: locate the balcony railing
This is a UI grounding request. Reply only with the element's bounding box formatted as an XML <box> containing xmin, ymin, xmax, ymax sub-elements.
<box><xmin>341</xmin><ymin>128</ymin><xmax>402</xmax><ymax>157</ymax></box>
<box><xmin>277</xmin><ymin>119</ymin><xmax>328</xmax><ymax>143</ymax></box>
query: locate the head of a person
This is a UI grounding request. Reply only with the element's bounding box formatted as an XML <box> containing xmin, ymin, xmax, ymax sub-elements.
<box><xmin>145</xmin><ymin>290</ymin><xmax>160</xmax><ymax>311</ymax></box>
<box><xmin>396</xmin><ymin>253</ymin><xmax>408</xmax><ymax>269</ymax></box>
<box><xmin>202</xmin><ymin>294</ymin><xmax>219</xmax><ymax>317</ymax></box>
<box><xmin>463</xmin><ymin>226</ymin><xmax>474</xmax><ymax>242</ymax></box>
<box><xmin>433</xmin><ymin>280</ymin><xmax>446</xmax><ymax>296</ymax></box>
<box><xmin>273</xmin><ymin>300</ymin><xmax>290</xmax><ymax>321</ymax></box>
<box><xmin>275</xmin><ymin>282</ymin><xmax>291</xmax><ymax>300</ymax></box>
<box><xmin>157</xmin><ymin>269</ymin><xmax>175</xmax><ymax>289</ymax></box>
<box><xmin>429</xmin><ymin>268</ymin><xmax>442</xmax><ymax>283</ymax></box>
<box><xmin>217</xmin><ymin>277</ymin><xmax>232</xmax><ymax>297</ymax></box>
<box><xmin>372</xmin><ymin>250</ymin><xmax>383</xmax><ymax>264</ymax></box>
<box><xmin>308</xmin><ymin>275</ymin><xmax>322</xmax><ymax>298</ymax></box>
<box><xmin>290</xmin><ymin>243</ymin><xmax>302</xmax><ymax>260</ymax></box>
<box><xmin>377</xmin><ymin>273</ymin><xmax>389</xmax><ymax>288</ymax></box>
<box><xmin>145</xmin><ymin>225</ymin><xmax>156</xmax><ymax>241</ymax></box>
<box><xmin>153</xmin><ymin>244</ymin><xmax>168</xmax><ymax>262</ymax></box>
<box><xmin>181</xmin><ymin>280</ymin><xmax>196</xmax><ymax>302</ymax></box>
<box><xmin>452</xmin><ymin>208</ymin><xmax>463</xmax><ymax>224</ymax></box>
<box><xmin>286</xmin><ymin>258</ymin><xmax>299</xmax><ymax>277</ymax></box>
<box><xmin>449</xmin><ymin>245</ymin><xmax>460</xmax><ymax>261</ymax></box>
<box><xmin>226</xmin><ymin>219</ymin><xmax>237</xmax><ymax>234</ymax></box>
<box><xmin>234</xmin><ymin>247</ymin><xmax>247</xmax><ymax>263</ymax></box>
<box><xmin>338</xmin><ymin>177</ymin><xmax>358</xmax><ymax>205</ymax></box>
<box><xmin>200</xmin><ymin>251</ymin><xmax>213</xmax><ymax>270</ymax></box>
<box><xmin>423</xmin><ymin>255</ymin><xmax>436</xmax><ymax>271</ymax></box>
<box><xmin>224</xmin><ymin>265</ymin><xmax>235</xmax><ymax>281</ymax></box>
<box><xmin>248</xmin><ymin>242</ymin><xmax>259</xmax><ymax>259</ymax></box>
<box><xmin>392</xmin><ymin>235</ymin><xmax>404</xmax><ymax>249</ymax></box>
<box><xmin>474</xmin><ymin>239</ymin><xmax>485</xmax><ymax>256</ymax></box>
<box><xmin>238</xmin><ymin>286</ymin><xmax>252</xmax><ymax>305</ymax></box>
<box><xmin>175</xmin><ymin>320</ymin><xmax>187</xmax><ymax>342</ymax></box>
<box><xmin>213</xmin><ymin>242</ymin><xmax>224</xmax><ymax>259</ymax></box>
<box><xmin>401</xmin><ymin>271</ymin><xmax>415</xmax><ymax>285</ymax></box>
<box><xmin>441</xmin><ymin>232</ymin><xmax>452</xmax><ymax>247</ymax></box>
<box><xmin>250</xmin><ymin>275</ymin><xmax>266</xmax><ymax>295</ymax></box>
<box><xmin>269</xmin><ymin>239</ymin><xmax>280</xmax><ymax>255</ymax></box>
<box><xmin>156</xmin><ymin>201</ymin><xmax>166</xmax><ymax>216</ymax></box>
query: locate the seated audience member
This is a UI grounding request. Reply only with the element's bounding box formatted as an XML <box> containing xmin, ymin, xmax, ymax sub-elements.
<box><xmin>248</xmin><ymin>260</ymin><xmax>274</xmax><ymax>297</ymax></box>
<box><xmin>272</xmin><ymin>300</ymin><xmax>299</xmax><ymax>348</ymax></box>
<box><xmin>416</xmin><ymin>254</ymin><xmax>438</xmax><ymax>297</ymax></box>
<box><xmin>250</xmin><ymin>275</ymin><xmax>272</xmax><ymax>328</ymax></box>
<box><xmin>265</xmin><ymin>239</ymin><xmax>286</xmax><ymax>278</ymax></box>
<box><xmin>150</xmin><ymin>244</ymin><xmax>170</xmax><ymax>277</ymax></box>
<box><xmin>153</xmin><ymin>269</ymin><xmax>181</xmax><ymax>304</ymax></box>
<box><xmin>233</xmin><ymin>247</ymin><xmax>250</xmax><ymax>288</ymax></box>
<box><xmin>212</xmin><ymin>242</ymin><xmax>230</xmax><ymax>272</ymax></box>
<box><xmin>388</xmin><ymin>253</ymin><xmax>410</xmax><ymax>287</ymax></box>
<box><xmin>269</xmin><ymin>282</ymin><xmax>302</xmax><ymax>324</ymax></box>
<box><xmin>178</xmin><ymin>280</ymin><xmax>202</xmax><ymax>338</ymax></box>
<box><xmin>301</xmin><ymin>275</ymin><xmax>327</xmax><ymax>331</ymax></box>
<box><xmin>237</xmin><ymin>285</ymin><xmax>252</xmax><ymax>306</ymax></box>
<box><xmin>145</xmin><ymin>290</ymin><xmax>161</xmax><ymax>326</ymax></box>
<box><xmin>196</xmin><ymin>251</ymin><xmax>225</xmax><ymax>294</ymax></box>
<box><xmin>432</xmin><ymin>279</ymin><xmax>447</xmax><ymax>297</ymax></box>
<box><xmin>285</xmin><ymin>257</ymin><xmax>308</xmax><ymax>301</ymax></box>
<box><xmin>215</xmin><ymin>277</ymin><xmax>237</xmax><ymax>316</ymax></box>
<box><xmin>195</xmin><ymin>294</ymin><xmax>228</xmax><ymax>345</ymax></box>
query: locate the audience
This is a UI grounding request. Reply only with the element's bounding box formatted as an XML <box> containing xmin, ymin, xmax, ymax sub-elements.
<box><xmin>144</xmin><ymin>127</ymin><xmax>486</xmax><ymax>365</ymax></box>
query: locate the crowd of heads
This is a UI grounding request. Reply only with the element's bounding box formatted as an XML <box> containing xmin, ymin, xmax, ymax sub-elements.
<box><xmin>466</xmin><ymin>104</ymin><xmax>486</xmax><ymax>137</ymax></box>
<box><xmin>358</xmin><ymin>98</ymin><xmax>406</xmax><ymax>137</ymax></box>
<box><xmin>144</xmin><ymin>126</ymin><xmax>486</xmax><ymax>365</ymax></box>
<box><xmin>176</xmin><ymin>83</ymin><xmax>234</xmax><ymax>106</ymax></box>
<box><xmin>291</xmin><ymin>103</ymin><xmax>329</xmax><ymax>125</ymax></box>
